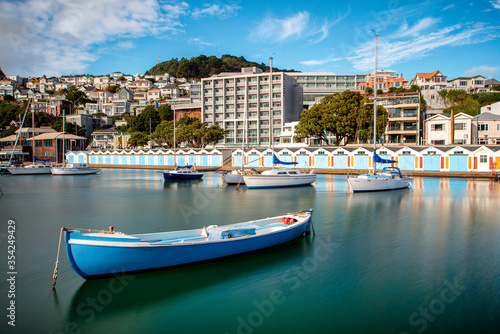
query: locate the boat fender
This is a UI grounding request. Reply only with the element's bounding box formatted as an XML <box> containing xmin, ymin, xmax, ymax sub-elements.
<box><xmin>283</xmin><ymin>217</ymin><xmax>297</xmax><ymax>224</ymax></box>
<box><xmin>202</xmin><ymin>225</ymin><xmax>219</xmax><ymax>238</ymax></box>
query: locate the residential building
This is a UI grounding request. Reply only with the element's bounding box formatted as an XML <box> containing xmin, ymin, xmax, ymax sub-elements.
<box><xmin>447</xmin><ymin>76</ymin><xmax>488</xmax><ymax>93</ymax></box>
<box><xmin>481</xmin><ymin>101</ymin><xmax>500</xmax><ymax>115</ymax></box>
<box><xmin>33</xmin><ymin>132</ymin><xmax>87</xmax><ymax>163</ymax></box>
<box><xmin>484</xmin><ymin>78</ymin><xmax>500</xmax><ymax>89</ymax></box>
<box><xmin>201</xmin><ymin>67</ymin><xmax>303</xmax><ymax>147</ymax></box>
<box><xmin>358</xmin><ymin>69</ymin><xmax>408</xmax><ymax>92</ymax></box>
<box><xmin>127</xmin><ymin>79</ymin><xmax>152</xmax><ymax>92</ymax></box>
<box><xmin>90</xmin><ymin>128</ymin><xmax>129</xmax><ymax>149</ymax></box>
<box><xmin>410</xmin><ymin>70</ymin><xmax>448</xmax><ymax>115</ymax></box>
<box><xmin>159</xmin><ymin>85</ymin><xmax>181</xmax><ymax>99</ymax></box>
<box><xmin>0</xmin><ymin>84</ymin><xmax>15</xmax><ymax>96</ymax></box>
<box><xmin>89</xmin><ymin>90</ymin><xmax>113</xmax><ymax>104</ymax></box>
<box><xmin>424</xmin><ymin>112</ymin><xmax>474</xmax><ymax>145</ymax></box>
<box><xmin>47</xmin><ymin>98</ymin><xmax>71</xmax><ymax>116</ymax></box>
<box><xmin>286</xmin><ymin>72</ymin><xmax>367</xmax><ymax>109</ymax></box>
<box><xmin>376</xmin><ymin>92</ymin><xmax>421</xmax><ymax>145</ymax></box>
<box><xmin>115</xmin><ymin>88</ymin><xmax>134</xmax><ymax>101</ymax></box>
<box><xmin>472</xmin><ymin>112</ymin><xmax>500</xmax><ymax>144</ymax></box>
<box><xmin>31</xmin><ymin>100</ymin><xmax>48</xmax><ymax>114</ymax></box>
<box><xmin>147</xmin><ymin>89</ymin><xmax>161</xmax><ymax>101</ymax></box>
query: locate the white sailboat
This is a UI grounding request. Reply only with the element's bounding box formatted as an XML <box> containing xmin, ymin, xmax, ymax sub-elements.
<box><xmin>347</xmin><ymin>34</ymin><xmax>413</xmax><ymax>192</ymax></box>
<box><xmin>8</xmin><ymin>99</ymin><xmax>52</xmax><ymax>175</ymax></box>
<box><xmin>51</xmin><ymin>106</ymin><xmax>101</xmax><ymax>175</ymax></box>
<box><xmin>243</xmin><ymin>57</ymin><xmax>316</xmax><ymax>189</ymax></box>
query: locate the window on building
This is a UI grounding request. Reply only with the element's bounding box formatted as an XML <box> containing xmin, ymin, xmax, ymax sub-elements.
<box><xmin>43</xmin><ymin>140</ymin><xmax>52</xmax><ymax>147</ymax></box>
<box><xmin>459</xmin><ymin>81</ymin><xmax>468</xmax><ymax>86</ymax></box>
<box><xmin>455</xmin><ymin>123</ymin><xmax>466</xmax><ymax>130</ymax></box>
<box><xmin>479</xmin><ymin>124</ymin><xmax>489</xmax><ymax>131</ymax></box>
<box><xmin>480</xmin><ymin>155</ymin><xmax>487</xmax><ymax>163</ymax></box>
<box><xmin>475</xmin><ymin>80</ymin><xmax>484</xmax><ymax>85</ymax></box>
<box><xmin>431</xmin><ymin>124</ymin><xmax>444</xmax><ymax>131</ymax></box>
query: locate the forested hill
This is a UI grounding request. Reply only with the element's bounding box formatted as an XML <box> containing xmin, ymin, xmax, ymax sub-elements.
<box><xmin>145</xmin><ymin>55</ymin><xmax>298</xmax><ymax>80</ymax></box>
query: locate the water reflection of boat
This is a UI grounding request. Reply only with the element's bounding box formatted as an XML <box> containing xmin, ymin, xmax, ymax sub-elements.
<box><xmin>163</xmin><ymin>178</ymin><xmax>203</xmax><ymax>189</ymax></box>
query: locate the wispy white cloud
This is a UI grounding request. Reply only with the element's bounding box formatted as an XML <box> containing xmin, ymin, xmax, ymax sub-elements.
<box><xmin>116</xmin><ymin>41</ymin><xmax>135</xmax><ymax>49</ymax></box>
<box><xmin>443</xmin><ymin>4</ymin><xmax>455</xmax><ymax>11</ymax></box>
<box><xmin>463</xmin><ymin>65</ymin><xmax>499</xmax><ymax>78</ymax></box>
<box><xmin>299</xmin><ymin>57</ymin><xmax>343</xmax><ymax>66</ymax></box>
<box><xmin>191</xmin><ymin>3</ymin><xmax>241</xmax><ymax>20</ymax></box>
<box><xmin>308</xmin><ymin>8</ymin><xmax>350</xmax><ymax>44</ymax></box>
<box><xmin>491</xmin><ymin>0</ymin><xmax>500</xmax><ymax>9</ymax></box>
<box><xmin>252</xmin><ymin>9</ymin><xmax>349</xmax><ymax>44</ymax></box>
<box><xmin>350</xmin><ymin>22</ymin><xmax>500</xmax><ymax>71</ymax></box>
<box><xmin>393</xmin><ymin>17</ymin><xmax>441</xmax><ymax>38</ymax></box>
<box><xmin>252</xmin><ymin>11</ymin><xmax>310</xmax><ymax>41</ymax></box>
<box><xmin>189</xmin><ymin>37</ymin><xmax>215</xmax><ymax>47</ymax></box>
<box><xmin>0</xmin><ymin>0</ymin><xmax>189</xmax><ymax>76</ymax></box>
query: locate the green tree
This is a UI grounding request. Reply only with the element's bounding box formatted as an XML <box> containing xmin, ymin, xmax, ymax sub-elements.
<box><xmin>158</xmin><ymin>104</ymin><xmax>171</xmax><ymax>121</ymax></box>
<box><xmin>202</xmin><ymin>125</ymin><xmax>224</xmax><ymax>148</ymax></box>
<box><xmin>294</xmin><ymin>106</ymin><xmax>335</xmax><ymax>145</ymax></box>
<box><xmin>66</xmin><ymin>90</ymin><xmax>93</xmax><ymax>109</ymax></box>
<box><xmin>0</xmin><ymin>101</ymin><xmax>22</xmax><ymax>129</ymax></box>
<box><xmin>127</xmin><ymin>131</ymin><xmax>149</xmax><ymax>148</ymax></box>
<box><xmin>151</xmin><ymin>121</ymin><xmax>174</xmax><ymax>148</ymax></box>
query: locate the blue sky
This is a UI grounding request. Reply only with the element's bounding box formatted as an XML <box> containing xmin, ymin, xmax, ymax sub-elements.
<box><xmin>1</xmin><ymin>0</ymin><xmax>499</xmax><ymax>80</ymax></box>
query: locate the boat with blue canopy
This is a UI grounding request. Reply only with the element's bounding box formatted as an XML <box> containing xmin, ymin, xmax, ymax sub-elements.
<box><xmin>163</xmin><ymin>165</ymin><xmax>203</xmax><ymax>180</ymax></box>
<box><xmin>60</xmin><ymin>209</ymin><xmax>314</xmax><ymax>279</ymax></box>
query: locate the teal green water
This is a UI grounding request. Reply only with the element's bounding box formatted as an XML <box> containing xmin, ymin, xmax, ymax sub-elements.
<box><xmin>0</xmin><ymin>170</ymin><xmax>499</xmax><ymax>334</ymax></box>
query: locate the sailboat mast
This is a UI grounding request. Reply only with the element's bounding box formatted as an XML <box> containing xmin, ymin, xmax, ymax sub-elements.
<box><xmin>62</xmin><ymin>107</ymin><xmax>65</xmax><ymax>165</ymax></box>
<box><xmin>373</xmin><ymin>34</ymin><xmax>378</xmax><ymax>172</ymax></box>
<box><xmin>31</xmin><ymin>100</ymin><xmax>35</xmax><ymax>164</ymax></box>
<box><xmin>242</xmin><ymin>81</ymin><xmax>247</xmax><ymax>170</ymax></box>
<box><xmin>269</xmin><ymin>57</ymin><xmax>274</xmax><ymax>165</ymax></box>
<box><xmin>173</xmin><ymin>103</ymin><xmax>176</xmax><ymax>167</ymax></box>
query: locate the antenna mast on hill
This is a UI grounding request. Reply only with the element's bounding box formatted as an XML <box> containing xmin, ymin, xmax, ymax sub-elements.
<box><xmin>158</xmin><ymin>55</ymin><xmax>160</xmax><ymax>64</ymax></box>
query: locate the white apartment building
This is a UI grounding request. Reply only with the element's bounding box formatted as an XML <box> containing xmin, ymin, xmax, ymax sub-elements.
<box><xmin>286</xmin><ymin>72</ymin><xmax>366</xmax><ymax>109</ymax></box>
<box><xmin>201</xmin><ymin>67</ymin><xmax>303</xmax><ymax>147</ymax></box>
<box><xmin>410</xmin><ymin>70</ymin><xmax>448</xmax><ymax>116</ymax></box>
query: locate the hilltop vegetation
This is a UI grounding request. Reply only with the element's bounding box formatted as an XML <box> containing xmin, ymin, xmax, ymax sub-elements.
<box><xmin>145</xmin><ymin>54</ymin><xmax>297</xmax><ymax>80</ymax></box>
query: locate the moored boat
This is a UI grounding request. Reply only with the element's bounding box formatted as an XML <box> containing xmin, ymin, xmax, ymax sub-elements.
<box><xmin>223</xmin><ymin>169</ymin><xmax>260</xmax><ymax>185</ymax></box>
<box><xmin>63</xmin><ymin>209</ymin><xmax>314</xmax><ymax>278</ymax></box>
<box><xmin>163</xmin><ymin>165</ymin><xmax>203</xmax><ymax>180</ymax></box>
<box><xmin>243</xmin><ymin>167</ymin><xmax>316</xmax><ymax>189</ymax></box>
<box><xmin>8</xmin><ymin>163</ymin><xmax>52</xmax><ymax>175</ymax></box>
<box><xmin>346</xmin><ymin>34</ymin><xmax>412</xmax><ymax>192</ymax></box>
<box><xmin>348</xmin><ymin>166</ymin><xmax>413</xmax><ymax>192</ymax></box>
<box><xmin>51</xmin><ymin>163</ymin><xmax>101</xmax><ymax>175</ymax></box>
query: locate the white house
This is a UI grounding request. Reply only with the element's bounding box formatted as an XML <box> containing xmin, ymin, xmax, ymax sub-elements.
<box><xmin>472</xmin><ymin>112</ymin><xmax>500</xmax><ymax>145</ymax></box>
<box><xmin>424</xmin><ymin>112</ymin><xmax>474</xmax><ymax>145</ymax></box>
<box><xmin>447</xmin><ymin>76</ymin><xmax>488</xmax><ymax>93</ymax></box>
<box><xmin>480</xmin><ymin>101</ymin><xmax>500</xmax><ymax>116</ymax></box>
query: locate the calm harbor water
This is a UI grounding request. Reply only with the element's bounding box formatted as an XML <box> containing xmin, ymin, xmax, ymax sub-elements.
<box><xmin>0</xmin><ymin>170</ymin><xmax>499</xmax><ymax>334</ymax></box>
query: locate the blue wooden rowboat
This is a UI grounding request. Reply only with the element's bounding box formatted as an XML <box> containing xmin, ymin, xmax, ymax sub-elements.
<box><xmin>63</xmin><ymin>210</ymin><xmax>314</xmax><ymax>279</ymax></box>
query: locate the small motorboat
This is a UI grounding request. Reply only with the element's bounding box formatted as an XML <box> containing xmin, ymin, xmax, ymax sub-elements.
<box><xmin>62</xmin><ymin>210</ymin><xmax>314</xmax><ymax>279</ymax></box>
<box><xmin>163</xmin><ymin>165</ymin><xmax>203</xmax><ymax>181</ymax></box>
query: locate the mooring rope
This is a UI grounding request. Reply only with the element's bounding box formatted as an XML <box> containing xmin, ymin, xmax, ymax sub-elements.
<box><xmin>50</xmin><ymin>226</ymin><xmax>121</xmax><ymax>290</ymax></box>
<box><xmin>51</xmin><ymin>227</ymin><xmax>65</xmax><ymax>291</ymax></box>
